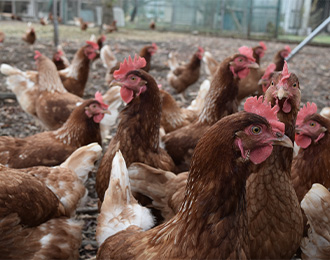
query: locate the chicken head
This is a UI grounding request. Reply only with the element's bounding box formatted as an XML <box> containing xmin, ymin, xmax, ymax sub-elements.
<box><xmin>84</xmin><ymin>40</ymin><xmax>100</xmax><ymax>60</ymax></box>
<box><xmin>236</xmin><ymin>96</ymin><xmax>292</xmax><ymax>164</ymax></box>
<box><xmin>265</xmin><ymin>61</ymin><xmax>301</xmax><ymax>114</ymax></box>
<box><xmin>112</xmin><ymin>55</ymin><xmax>148</xmax><ymax>103</ymax></box>
<box><xmin>295</xmin><ymin>102</ymin><xmax>328</xmax><ymax>148</ymax></box>
<box><xmin>230</xmin><ymin>46</ymin><xmax>259</xmax><ymax>79</ymax></box>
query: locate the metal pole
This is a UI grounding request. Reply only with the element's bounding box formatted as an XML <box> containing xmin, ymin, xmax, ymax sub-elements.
<box><xmin>286</xmin><ymin>15</ymin><xmax>330</xmax><ymax>61</ymax></box>
<box><xmin>53</xmin><ymin>0</ymin><xmax>59</xmax><ymax>47</ymax></box>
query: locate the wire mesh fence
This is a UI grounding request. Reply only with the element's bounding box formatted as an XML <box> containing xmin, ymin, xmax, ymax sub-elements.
<box><xmin>0</xmin><ymin>0</ymin><xmax>329</xmax><ymax>39</ymax></box>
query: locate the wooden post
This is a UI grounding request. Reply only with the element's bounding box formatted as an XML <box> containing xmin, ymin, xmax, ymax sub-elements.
<box><xmin>11</xmin><ymin>0</ymin><xmax>16</xmax><ymax>15</ymax></box>
<box><xmin>53</xmin><ymin>0</ymin><xmax>59</xmax><ymax>47</ymax></box>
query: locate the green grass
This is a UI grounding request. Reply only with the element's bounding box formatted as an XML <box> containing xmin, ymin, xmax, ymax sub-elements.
<box><xmin>278</xmin><ymin>34</ymin><xmax>330</xmax><ymax>44</ymax></box>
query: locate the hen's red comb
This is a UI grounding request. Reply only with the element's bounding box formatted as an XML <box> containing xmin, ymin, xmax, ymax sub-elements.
<box><xmin>259</xmin><ymin>41</ymin><xmax>267</xmax><ymax>50</ymax></box>
<box><xmin>94</xmin><ymin>91</ymin><xmax>108</xmax><ymax>109</ymax></box>
<box><xmin>279</xmin><ymin>61</ymin><xmax>291</xmax><ymax>85</ymax></box>
<box><xmin>262</xmin><ymin>63</ymin><xmax>276</xmax><ymax>79</ymax></box>
<box><xmin>101</xmin><ymin>35</ymin><xmax>106</xmax><ymax>42</ymax></box>
<box><xmin>238</xmin><ymin>46</ymin><xmax>255</xmax><ymax>62</ymax></box>
<box><xmin>244</xmin><ymin>96</ymin><xmax>284</xmax><ymax>133</ymax></box>
<box><xmin>114</xmin><ymin>55</ymin><xmax>147</xmax><ymax>80</ymax></box>
<box><xmin>34</xmin><ymin>50</ymin><xmax>42</xmax><ymax>60</ymax></box>
<box><xmin>86</xmin><ymin>41</ymin><xmax>99</xmax><ymax>50</ymax></box>
<box><xmin>296</xmin><ymin>102</ymin><xmax>317</xmax><ymax>126</ymax></box>
<box><xmin>198</xmin><ymin>46</ymin><xmax>204</xmax><ymax>53</ymax></box>
<box><xmin>152</xmin><ymin>43</ymin><xmax>158</xmax><ymax>50</ymax></box>
<box><xmin>284</xmin><ymin>45</ymin><xmax>291</xmax><ymax>53</ymax></box>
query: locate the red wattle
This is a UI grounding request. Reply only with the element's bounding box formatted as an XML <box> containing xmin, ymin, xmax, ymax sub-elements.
<box><xmin>295</xmin><ymin>134</ymin><xmax>311</xmax><ymax>149</ymax></box>
<box><xmin>120</xmin><ymin>87</ymin><xmax>134</xmax><ymax>103</ymax></box>
<box><xmin>93</xmin><ymin>113</ymin><xmax>104</xmax><ymax>123</ymax></box>
<box><xmin>238</xmin><ymin>68</ymin><xmax>250</xmax><ymax>79</ymax></box>
<box><xmin>250</xmin><ymin>144</ymin><xmax>273</xmax><ymax>164</ymax></box>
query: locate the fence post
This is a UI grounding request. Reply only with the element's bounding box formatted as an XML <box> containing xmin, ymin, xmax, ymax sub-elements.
<box><xmin>220</xmin><ymin>0</ymin><xmax>225</xmax><ymax>32</ymax></box>
<box><xmin>53</xmin><ymin>0</ymin><xmax>59</xmax><ymax>47</ymax></box>
<box><xmin>247</xmin><ymin>0</ymin><xmax>253</xmax><ymax>38</ymax></box>
<box><xmin>274</xmin><ymin>0</ymin><xmax>281</xmax><ymax>39</ymax></box>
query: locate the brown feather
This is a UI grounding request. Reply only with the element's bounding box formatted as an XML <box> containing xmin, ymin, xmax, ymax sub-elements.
<box><xmin>163</xmin><ymin>55</ymin><xmax>240</xmax><ymax>169</ymax></box>
<box><xmin>160</xmin><ymin>89</ymin><xmax>196</xmax><ymax>133</ymax></box>
<box><xmin>0</xmin><ymin>99</ymin><xmax>102</xmax><ymax>168</ymax></box>
<box><xmin>59</xmin><ymin>45</ymin><xmax>93</xmax><ymax>97</ymax></box>
<box><xmin>246</xmin><ymin>71</ymin><xmax>303</xmax><ymax>259</ymax></box>
<box><xmin>292</xmin><ymin>114</ymin><xmax>330</xmax><ymax>203</ymax></box>
<box><xmin>97</xmin><ymin>112</ymin><xmax>276</xmax><ymax>259</ymax></box>
<box><xmin>168</xmin><ymin>53</ymin><xmax>202</xmax><ymax>93</ymax></box>
<box><xmin>96</xmin><ymin>69</ymin><xmax>175</xmax><ymax>203</ymax></box>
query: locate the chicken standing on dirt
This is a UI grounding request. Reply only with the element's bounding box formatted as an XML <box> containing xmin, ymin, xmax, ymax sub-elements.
<box><xmin>0</xmin><ymin>99</ymin><xmax>106</xmax><ymax>168</ymax></box>
<box><xmin>1</xmin><ymin>51</ymin><xmax>82</xmax><ymax>130</ymax></box>
<box><xmin>22</xmin><ymin>23</ymin><xmax>36</xmax><ymax>45</ymax></box>
<box><xmin>0</xmin><ymin>143</ymin><xmax>102</xmax><ymax>259</ymax></box>
<box><xmin>167</xmin><ymin>47</ymin><xmax>204</xmax><ymax>101</ymax></box>
<box><xmin>0</xmin><ymin>31</ymin><xmax>5</xmax><ymax>43</ymax></box>
<box><xmin>163</xmin><ymin>47</ymin><xmax>259</xmax><ymax>170</ymax></box>
<box><xmin>96</xmin><ymin>55</ymin><xmax>175</xmax><ymax>204</ymax></box>
<box><xmin>59</xmin><ymin>41</ymin><xmax>99</xmax><ymax>97</ymax></box>
<box><xmin>96</xmin><ymin>96</ymin><xmax>292</xmax><ymax>259</ymax></box>
<box><xmin>291</xmin><ymin>102</ymin><xmax>330</xmax><ymax>203</ymax></box>
<box><xmin>246</xmin><ymin>61</ymin><xmax>303</xmax><ymax>259</ymax></box>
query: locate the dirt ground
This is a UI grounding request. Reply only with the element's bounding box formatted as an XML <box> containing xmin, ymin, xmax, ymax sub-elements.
<box><xmin>0</xmin><ymin>21</ymin><xmax>330</xmax><ymax>259</ymax></box>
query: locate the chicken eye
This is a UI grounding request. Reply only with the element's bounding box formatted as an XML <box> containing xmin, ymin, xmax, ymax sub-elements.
<box><xmin>238</xmin><ymin>58</ymin><xmax>243</xmax><ymax>62</ymax></box>
<box><xmin>292</xmin><ymin>83</ymin><xmax>297</xmax><ymax>88</ymax></box>
<box><xmin>251</xmin><ymin>126</ymin><xmax>262</xmax><ymax>135</ymax></box>
<box><xmin>271</xmin><ymin>81</ymin><xmax>274</xmax><ymax>86</ymax></box>
<box><xmin>310</xmin><ymin>122</ymin><xmax>316</xmax><ymax>127</ymax></box>
<box><xmin>130</xmin><ymin>76</ymin><xmax>136</xmax><ymax>81</ymax></box>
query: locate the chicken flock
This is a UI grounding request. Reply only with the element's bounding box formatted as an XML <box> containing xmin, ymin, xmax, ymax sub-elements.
<box><xmin>0</xmin><ymin>22</ymin><xmax>330</xmax><ymax>260</ymax></box>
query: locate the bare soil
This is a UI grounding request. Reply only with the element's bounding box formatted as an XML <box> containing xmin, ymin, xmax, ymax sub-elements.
<box><xmin>0</xmin><ymin>21</ymin><xmax>330</xmax><ymax>259</ymax></box>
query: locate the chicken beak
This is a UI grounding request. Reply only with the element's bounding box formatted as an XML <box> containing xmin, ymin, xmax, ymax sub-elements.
<box><xmin>258</xmin><ymin>78</ymin><xmax>266</xmax><ymax>85</ymax></box>
<box><xmin>277</xmin><ymin>87</ymin><xmax>286</xmax><ymax>100</ymax></box>
<box><xmin>247</xmin><ymin>62</ymin><xmax>259</xmax><ymax>69</ymax></box>
<box><xmin>109</xmin><ymin>80</ymin><xmax>123</xmax><ymax>87</ymax></box>
<box><xmin>272</xmin><ymin>133</ymin><xmax>293</xmax><ymax>148</ymax></box>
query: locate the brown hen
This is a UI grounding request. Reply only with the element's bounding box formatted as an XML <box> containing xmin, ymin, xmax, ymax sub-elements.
<box><xmin>163</xmin><ymin>47</ymin><xmax>259</xmax><ymax>170</ymax></box>
<box><xmin>96</xmin><ymin>55</ymin><xmax>175</xmax><ymax>204</ymax></box>
<box><xmin>96</xmin><ymin>97</ymin><xmax>292</xmax><ymax>259</ymax></box>
<box><xmin>59</xmin><ymin>41</ymin><xmax>99</xmax><ymax>97</ymax></box>
<box><xmin>0</xmin><ymin>99</ymin><xmax>105</xmax><ymax>168</ymax></box>
<box><xmin>0</xmin><ymin>143</ymin><xmax>102</xmax><ymax>259</ymax></box>
<box><xmin>246</xmin><ymin>62</ymin><xmax>303</xmax><ymax>259</ymax></box>
<box><xmin>292</xmin><ymin>102</ymin><xmax>330</xmax><ymax>203</ymax></box>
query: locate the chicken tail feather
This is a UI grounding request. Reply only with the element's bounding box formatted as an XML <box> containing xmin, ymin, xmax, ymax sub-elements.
<box><xmin>60</xmin><ymin>143</ymin><xmax>102</xmax><ymax>183</ymax></box>
<box><xmin>96</xmin><ymin>151</ymin><xmax>155</xmax><ymax>246</ymax></box>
